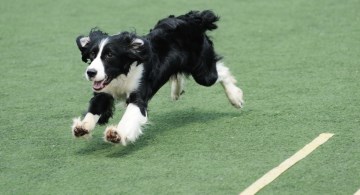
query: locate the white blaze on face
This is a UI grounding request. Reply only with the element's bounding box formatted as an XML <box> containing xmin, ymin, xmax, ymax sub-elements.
<box><xmin>85</xmin><ymin>39</ymin><xmax>108</xmax><ymax>82</ymax></box>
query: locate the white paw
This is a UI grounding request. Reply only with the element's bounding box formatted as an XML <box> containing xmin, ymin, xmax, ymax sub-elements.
<box><xmin>103</xmin><ymin>125</ymin><xmax>143</xmax><ymax>146</ymax></box>
<box><xmin>71</xmin><ymin>117</ymin><xmax>91</xmax><ymax>138</ymax></box>
<box><xmin>216</xmin><ymin>62</ymin><xmax>244</xmax><ymax>108</ymax></box>
<box><xmin>119</xmin><ymin>126</ymin><xmax>143</xmax><ymax>146</ymax></box>
<box><xmin>171</xmin><ymin>93</ymin><xmax>180</xmax><ymax>101</ymax></box>
<box><xmin>225</xmin><ymin>85</ymin><xmax>244</xmax><ymax>108</ymax></box>
<box><xmin>106</xmin><ymin>103</ymin><xmax>147</xmax><ymax>146</ymax></box>
<box><xmin>171</xmin><ymin>90</ymin><xmax>185</xmax><ymax>101</ymax></box>
<box><xmin>104</xmin><ymin>125</ymin><xmax>121</xmax><ymax>144</ymax></box>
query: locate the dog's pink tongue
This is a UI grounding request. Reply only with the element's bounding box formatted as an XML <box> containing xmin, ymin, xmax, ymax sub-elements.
<box><xmin>93</xmin><ymin>80</ymin><xmax>104</xmax><ymax>90</ymax></box>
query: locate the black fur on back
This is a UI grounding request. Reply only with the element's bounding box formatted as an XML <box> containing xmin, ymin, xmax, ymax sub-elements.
<box><xmin>141</xmin><ymin>10</ymin><xmax>221</xmax><ymax>96</ymax></box>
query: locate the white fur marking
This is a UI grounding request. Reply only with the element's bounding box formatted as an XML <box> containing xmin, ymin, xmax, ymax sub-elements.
<box><xmin>82</xmin><ymin>113</ymin><xmax>100</xmax><ymax>130</ymax></box>
<box><xmin>102</xmin><ymin>62</ymin><xmax>144</xmax><ymax>99</ymax></box>
<box><xmin>72</xmin><ymin>113</ymin><xmax>100</xmax><ymax>132</ymax></box>
<box><xmin>216</xmin><ymin>62</ymin><xmax>244</xmax><ymax>108</ymax></box>
<box><xmin>116</xmin><ymin>103</ymin><xmax>147</xmax><ymax>146</ymax></box>
<box><xmin>71</xmin><ymin>117</ymin><xmax>82</xmax><ymax>132</ymax></box>
<box><xmin>86</xmin><ymin>39</ymin><xmax>108</xmax><ymax>82</ymax></box>
<box><xmin>71</xmin><ymin>113</ymin><xmax>100</xmax><ymax>138</ymax></box>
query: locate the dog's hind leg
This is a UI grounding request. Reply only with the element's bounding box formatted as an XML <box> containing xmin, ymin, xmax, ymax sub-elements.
<box><xmin>216</xmin><ymin>61</ymin><xmax>244</xmax><ymax>108</ymax></box>
<box><xmin>170</xmin><ymin>73</ymin><xmax>185</xmax><ymax>100</ymax></box>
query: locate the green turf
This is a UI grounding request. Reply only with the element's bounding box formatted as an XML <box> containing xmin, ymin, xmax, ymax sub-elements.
<box><xmin>1</xmin><ymin>0</ymin><xmax>359</xmax><ymax>194</ymax></box>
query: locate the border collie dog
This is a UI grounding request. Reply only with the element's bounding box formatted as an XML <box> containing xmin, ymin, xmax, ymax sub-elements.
<box><xmin>72</xmin><ymin>10</ymin><xmax>244</xmax><ymax>145</ymax></box>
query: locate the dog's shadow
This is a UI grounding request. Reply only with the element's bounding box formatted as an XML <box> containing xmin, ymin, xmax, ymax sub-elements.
<box><xmin>76</xmin><ymin>108</ymin><xmax>243</xmax><ymax>157</ymax></box>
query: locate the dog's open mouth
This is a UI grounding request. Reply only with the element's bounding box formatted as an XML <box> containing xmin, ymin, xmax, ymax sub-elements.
<box><xmin>93</xmin><ymin>77</ymin><xmax>111</xmax><ymax>91</ymax></box>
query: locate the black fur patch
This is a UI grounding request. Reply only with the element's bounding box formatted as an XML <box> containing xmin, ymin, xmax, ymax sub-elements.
<box><xmin>88</xmin><ymin>93</ymin><xmax>114</xmax><ymax>125</ymax></box>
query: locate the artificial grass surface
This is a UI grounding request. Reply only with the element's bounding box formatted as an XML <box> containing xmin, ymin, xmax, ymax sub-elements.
<box><xmin>1</xmin><ymin>0</ymin><xmax>359</xmax><ymax>194</ymax></box>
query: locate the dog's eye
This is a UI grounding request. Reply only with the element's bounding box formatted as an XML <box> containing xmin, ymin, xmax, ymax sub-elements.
<box><xmin>104</xmin><ymin>52</ymin><xmax>113</xmax><ymax>59</ymax></box>
<box><xmin>89</xmin><ymin>51</ymin><xmax>96</xmax><ymax>59</ymax></box>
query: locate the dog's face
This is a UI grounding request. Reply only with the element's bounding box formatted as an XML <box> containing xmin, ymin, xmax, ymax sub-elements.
<box><xmin>76</xmin><ymin>29</ymin><xmax>146</xmax><ymax>92</ymax></box>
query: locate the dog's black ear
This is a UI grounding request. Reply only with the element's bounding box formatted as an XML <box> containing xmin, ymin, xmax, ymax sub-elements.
<box><xmin>76</xmin><ymin>36</ymin><xmax>90</xmax><ymax>52</ymax></box>
<box><xmin>128</xmin><ymin>38</ymin><xmax>147</xmax><ymax>61</ymax></box>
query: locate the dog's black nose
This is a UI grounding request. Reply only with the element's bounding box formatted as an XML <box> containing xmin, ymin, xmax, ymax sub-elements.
<box><xmin>86</xmin><ymin>69</ymin><xmax>97</xmax><ymax>78</ymax></box>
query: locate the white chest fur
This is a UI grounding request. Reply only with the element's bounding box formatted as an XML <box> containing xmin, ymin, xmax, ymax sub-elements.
<box><xmin>101</xmin><ymin>62</ymin><xmax>144</xmax><ymax>100</ymax></box>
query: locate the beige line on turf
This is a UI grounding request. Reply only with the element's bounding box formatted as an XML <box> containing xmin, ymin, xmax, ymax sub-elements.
<box><xmin>239</xmin><ymin>133</ymin><xmax>334</xmax><ymax>195</ymax></box>
<box><xmin>354</xmin><ymin>189</ymin><xmax>360</xmax><ymax>195</ymax></box>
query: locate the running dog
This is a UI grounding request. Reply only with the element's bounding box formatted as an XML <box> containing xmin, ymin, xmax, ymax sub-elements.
<box><xmin>72</xmin><ymin>10</ymin><xmax>244</xmax><ymax>145</ymax></box>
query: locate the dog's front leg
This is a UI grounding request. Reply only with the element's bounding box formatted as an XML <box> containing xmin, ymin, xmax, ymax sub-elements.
<box><xmin>72</xmin><ymin>93</ymin><xmax>114</xmax><ymax>138</ymax></box>
<box><xmin>104</xmin><ymin>102</ymin><xmax>147</xmax><ymax>146</ymax></box>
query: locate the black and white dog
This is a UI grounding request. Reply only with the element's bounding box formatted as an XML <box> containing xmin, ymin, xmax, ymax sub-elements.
<box><xmin>72</xmin><ymin>10</ymin><xmax>244</xmax><ymax>145</ymax></box>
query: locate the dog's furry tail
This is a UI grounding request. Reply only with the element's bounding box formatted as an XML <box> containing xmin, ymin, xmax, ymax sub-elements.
<box><xmin>181</xmin><ymin>10</ymin><xmax>220</xmax><ymax>32</ymax></box>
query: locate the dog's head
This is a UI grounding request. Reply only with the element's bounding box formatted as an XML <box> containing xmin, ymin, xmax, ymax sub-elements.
<box><xmin>76</xmin><ymin>28</ymin><xmax>147</xmax><ymax>92</ymax></box>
